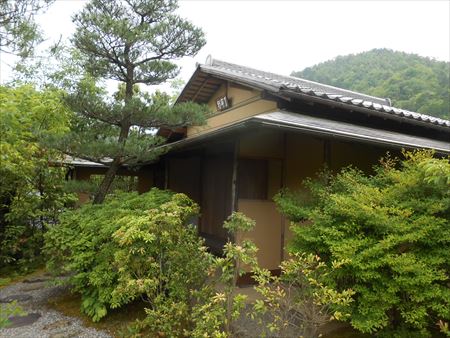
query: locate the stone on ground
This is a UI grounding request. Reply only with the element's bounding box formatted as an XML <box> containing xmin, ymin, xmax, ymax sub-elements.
<box><xmin>0</xmin><ymin>294</ymin><xmax>32</xmax><ymax>303</ymax></box>
<box><xmin>5</xmin><ymin>313</ymin><xmax>41</xmax><ymax>328</ymax></box>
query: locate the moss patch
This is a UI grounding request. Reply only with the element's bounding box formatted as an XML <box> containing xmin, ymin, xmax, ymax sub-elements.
<box><xmin>0</xmin><ymin>267</ymin><xmax>46</xmax><ymax>289</ymax></box>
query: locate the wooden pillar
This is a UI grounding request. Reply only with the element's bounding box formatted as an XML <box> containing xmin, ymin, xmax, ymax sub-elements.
<box><xmin>230</xmin><ymin>137</ymin><xmax>240</xmax><ymax>244</ymax></box>
<box><xmin>280</xmin><ymin>131</ymin><xmax>288</xmax><ymax>262</ymax></box>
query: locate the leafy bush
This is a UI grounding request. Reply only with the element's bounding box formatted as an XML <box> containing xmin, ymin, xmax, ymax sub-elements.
<box><xmin>253</xmin><ymin>253</ymin><xmax>354</xmax><ymax>338</ymax></box>
<box><xmin>133</xmin><ymin>212</ymin><xmax>259</xmax><ymax>338</ymax></box>
<box><xmin>190</xmin><ymin>212</ymin><xmax>259</xmax><ymax>337</ymax></box>
<box><xmin>274</xmin><ymin>151</ymin><xmax>450</xmax><ymax>337</ymax></box>
<box><xmin>44</xmin><ymin>189</ymin><xmax>210</xmax><ymax>322</ymax></box>
<box><xmin>0</xmin><ymin>85</ymin><xmax>74</xmax><ymax>270</ymax></box>
<box><xmin>63</xmin><ymin>174</ymin><xmax>139</xmax><ymax>200</ymax></box>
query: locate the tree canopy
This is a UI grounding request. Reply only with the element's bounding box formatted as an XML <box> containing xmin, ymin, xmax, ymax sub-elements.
<box><xmin>0</xmin><ymin>85</ymin><xmax>74</xmax><ymax>268</ymax></box>
<box><xmin>292</xmin><ymin>49</ymin><xmax>449</xmax><ymax>120</ymax></box>
<box><xmin>0</xmin><ymin>0</ymin><xmax>54</xmax><ymax>57</ymax></box>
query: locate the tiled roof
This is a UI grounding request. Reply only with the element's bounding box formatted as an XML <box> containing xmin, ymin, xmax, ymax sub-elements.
<box><xmin>199</xmin><ymin>58</ymin><xmax>450</xmax><ymax>128</ymax></box>
<box><xmin>157</xmin><ymin>110</ymin><xmax>450</xmax><ymax>154</ymax></box>
<box><xmin>255</xmin><ymin>111</ymin><xmax>450</xmax><ymax>153</ymax></box>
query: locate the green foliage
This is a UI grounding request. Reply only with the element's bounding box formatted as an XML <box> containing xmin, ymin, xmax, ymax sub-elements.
<box><xmin>44</xmin><ymin>189</ymin><xmax>210</xmax><ymax>323</ymax></box>
<box><xmin>58</xmin><ymin>79</ymin><xmax>208</xmax><ymax>167</ymax></box>
<box><xmin>190</xmin><ymin>212</ymin><xmax>258</xmax><ymax>337</ymax></box>
<box><xmin>0</xmin><ymin>301</ymin><xmax>26</xmax><ymax>329</ymax></box>
<box><xmin>292</xmin><ymin>48</ymin><xmax>449</xmax><ymax>119</ymax></box>
<box><xmin>438</xmin><ymin>320</ymin><xmax>450</xmax><ymax>337</ymax></box>
<box><xmin>64</xmin><ymin>175</ymin><xmax>138</xmax><ymax>200</ymax></box>
<box><xmin>0</xmin><ymin>278</ymin><xmax>11</xmax><ymax>288</ymax></box>
<box><xmin>130</xmin><ymin>212</ymin><xmax>259</xmax><ymax>337</ymax></box>
<box><xmin>72</xmin><ymin>0</ymin><xmax>205</xmax><ymax>83</ymax></box>
<box><xmin>275</xmin><ymin>151</ymin><xmax>450</xmax><ymax>336</ymax></box>
<box><xmin>0</xmin><ymin>85</ymin><xmax>75</xmax><ymax>269</ymax></box>
<box><xmin>109</xmin><ymin>211</ymin><xmax>261</xmax><ymax>337</ymax></box>
<box><xmin>0</xmin><ymin>0</ymin><xmax>54</xmax><ymax>58</ymax></box>
<box><xmin>253</xmin><ymin>253</ymin><xmax>354</xmax><ymax>338</ymax></box>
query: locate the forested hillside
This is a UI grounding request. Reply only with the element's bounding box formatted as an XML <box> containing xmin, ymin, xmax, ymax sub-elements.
<box><xmin>292</xmin><ymin>49</ymin><xmax>449</xmax><ymax>119</ymax></box>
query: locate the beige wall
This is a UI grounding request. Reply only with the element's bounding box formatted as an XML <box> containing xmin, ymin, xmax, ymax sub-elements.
<box><xmin>285</xmin><ymin>132</ymin><xmax>325</xmax><ymax>190</ymax></box>
<box><xmin>329</xmin><ymin>139</ymin><xmax>387</xmax><ymax>173</ymax></box>
<box><xmin>207</xmin><ymin>83</ymin><xmax>258</xmax><ymax>111</ymax></box>
<box><xmin>239</xmin><ymin>128</ymin><xmax>284</xmax><ymax>159</ymax></box>
<box><xmin>236</xmin><ymin>129</ymin><xmax>392</xmax><ymax>271</ymax></box>
<box><xmin>187</xmin><ymin>83</ymin><xmax>277</xmax><ymax>138</ymax></box>
<box><xmin>237</xmin><ymin>129</ymin><xmax>284</xmax><ymax>269</ymax></box>
<box><xmin>239</xmin><ymin>128</ymin><xmax>283</xmax><ymax>200</ymax></box>
<box><xmin>237</xmin><ymin>199</ymin><xmax>283</xmax><ymax>271</ymax></box>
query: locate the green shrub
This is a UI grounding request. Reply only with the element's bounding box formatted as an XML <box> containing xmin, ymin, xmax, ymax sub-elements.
<box><xmin>190</xmin><ymin>212</ymin><xmax>259</xmax><ymax>337</ymax></box>
<box><xmin>274</xmin><ymin>151</ymin><xmax>450</xmax><ymax>337</ymax></box>
<box><xmin>0</xmin><ymin>85</ymin><xmax>74</xmax><ymax>270</ymax></box>
<box><xmin>44</xmin><ymin>189</ymin><xmax>210</xmax><ymax>322</ymax></box>
<box><xmin>133</xmin><ymin>212</ymin><xmax>259</xmax><ymax>338</ymax></box>
<box><xmin>253</xmin><ymin>253</ymin><xmax>354</xmax><ymax>338</ymax></box>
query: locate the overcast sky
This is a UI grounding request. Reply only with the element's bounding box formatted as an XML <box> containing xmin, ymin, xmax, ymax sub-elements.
<box><xmin>1</xmin><ymin>0</ymin><xmax>449</xmax><ymax>86</ymax></box>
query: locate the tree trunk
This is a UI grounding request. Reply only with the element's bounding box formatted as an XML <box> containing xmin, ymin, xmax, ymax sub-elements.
<box><xmin>93</xmin><ymin>53</ymin><xmax>134</xmax><ymax>204</ymax></box>
<box><xmin>93</xmin><ymin>122</ymin><xmax>130</xmax><ymax>204</ymax></box>
<box><xmin>225</xmin><ymin>258</ymin><xmax>240</xmax><ymax>335</ymax></box>
<box><xmin>92</xmin><ymin>157</ymin><xmax>122</xmax><ymax>204</ymax></box>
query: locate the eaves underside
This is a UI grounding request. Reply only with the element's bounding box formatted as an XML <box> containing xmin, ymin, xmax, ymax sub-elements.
<box><xmin>164</xmin><ymin>111</ymin><xmax>450</xmax><ymax>155</ymax></box>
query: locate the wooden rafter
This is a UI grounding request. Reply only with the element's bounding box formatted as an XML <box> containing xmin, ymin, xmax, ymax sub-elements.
<box><xmin>192</xmin><ymin>76</ymin><xmax>211</xmax><ymax>101</ymax></box>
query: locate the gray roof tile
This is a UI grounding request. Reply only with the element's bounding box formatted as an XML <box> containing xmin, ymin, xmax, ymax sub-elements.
<box><xmin>255</xmin><ymin>111</ymin><xmax>450</xmax><ymax>153</ymax></box>
<box><xmin>199</xmin><ymin>58</ymin><xmax>450</xmax><ymax>128</ymax></box>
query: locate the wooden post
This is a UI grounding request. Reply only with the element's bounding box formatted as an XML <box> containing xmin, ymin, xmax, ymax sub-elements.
<box><xmin>280</xmin><ymin>131</ymin><xmax>287</xmax><ymax>262</ymax></box>
<box><xmin>230</xmin><ymin>137</ymin><xmax>240</xmax><ymax>244</ymax></box>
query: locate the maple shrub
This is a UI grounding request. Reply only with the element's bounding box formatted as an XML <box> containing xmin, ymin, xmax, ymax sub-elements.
<box><xmin>44</xmin><ymin>189</ymin><xmax>211</xmax><ymax>322</ymax></box>
<box><xmin>0</xmin><ymin>85</ymin><xmax>74</xmax><ymax>270</ymax></box>
<box><xmin>274</xmin><ymin>151</ymin><xmax>450</xmax><ymax>337</ymax></box>
<box><xmin>129</xmin><ymin>212</ymin><xmax>260</xmax><ymax>337</ymax></box>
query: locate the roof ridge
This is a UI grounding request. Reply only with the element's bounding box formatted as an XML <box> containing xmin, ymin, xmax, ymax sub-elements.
<box><xmin>282</xmin><ymin>83</ymin><xmax>450</xmax><ymax>125</ymax></box>
<box><xmin>210</xmin><ymin>59</ymin><xmax>286</xmax><ymax>86</ymax></box>
<box><xmin>281</xmin><ymin>73</ymin><xmax>392</xmax><ymax>104</ymax></box>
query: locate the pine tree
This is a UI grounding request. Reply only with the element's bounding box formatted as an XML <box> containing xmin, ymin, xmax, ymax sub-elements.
<box><xmin>59</xmin><ymin>0</ymin><xmax>208</xmax><ymax>204</ymax></box>
<box><xmin>0</xmin><ymin>0</ymin><xmax>54</xmax><ymax>57</ymax></box>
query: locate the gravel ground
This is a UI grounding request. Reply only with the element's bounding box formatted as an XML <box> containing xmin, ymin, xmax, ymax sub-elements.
<box><xmin>0</xmin><ymin>274</ymin><xmax>111</xmax><ymax>338</ymax></box>
<box><xmin>0</xmin><ymin>274</ymin><xmax>344</xmax><ymax>338</ymax></box>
